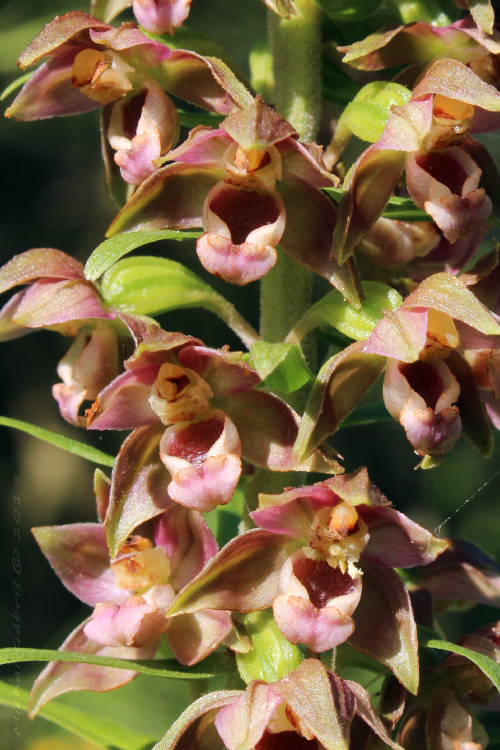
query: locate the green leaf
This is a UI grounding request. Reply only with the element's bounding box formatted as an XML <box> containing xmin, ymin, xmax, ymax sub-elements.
<box><xmin>0</xmin><ymin>647</ymin><xmax>235</xmax><ymax>680</ymax></box>
<box><xmin>321</xmin><ymin>57</ymin><xmax>361</xmax><ymax>107</ymax></box>
<box><xmin>84</xmin><ymin>230</ymin><xmax>202</xmax><ymax>281</ymax></box>
<box><xmin>286</xmin><ymin>281</ymin><xmax>402</xmax><ymax>343</ymax></box>
<box><xmin>420</xmin><ymin>637</ymin><xmax>500</xmax><ymax>694</ymax></box>
<box><xmin>324</xmin><ymin>188</ymin><xmax>430</xmax><ymax>222</ymax></box>
<box><xmin>249</xmin><ymin>341</ymin><xmax>313</xmax><ymax>393</ymax></box>
<box><xmin>0</xmin><ymin>678</ymin><xmax>156</xmax><ymax>750</ymax></box>
<box><xmin>235</xmin><ymin>611</ymin><xmax>305</xmax><ymax>684</ymax></box>
<box><xmin>99</xmin><ymin>256</ymin><xmax>259</xmax><ymax>349</ymax></box>
<box><xmin>0</xmin><ymin>71</ymin><xmax>33</xmax><ymax>101</ymax></box>
<box><xmin>0</xmin><ymin>416</ymin><xmax>114</xmax><ymax>467</ymax></box>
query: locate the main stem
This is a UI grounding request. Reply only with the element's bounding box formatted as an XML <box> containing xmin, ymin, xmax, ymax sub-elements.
<box><xmin>252</xmin><ymin>0</ymin><xmax>322</xmax><ymax>502</ymax></box>
<box><xmin>260</xmin><ymin>0</ymin><xmax>321</xmax><ymax>346</ymax></box>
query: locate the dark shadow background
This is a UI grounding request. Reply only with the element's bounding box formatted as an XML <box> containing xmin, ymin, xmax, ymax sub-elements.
<box><xmin>1</xmin><ymin>0</ymin><xmax>500</xmax><ymax>747</ymax></box>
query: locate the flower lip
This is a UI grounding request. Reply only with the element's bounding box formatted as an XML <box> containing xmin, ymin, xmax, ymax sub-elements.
<box><xmin>292</xmin><ymin>555</ymin><xmax>357</xmax><ymax>610</ymax></box>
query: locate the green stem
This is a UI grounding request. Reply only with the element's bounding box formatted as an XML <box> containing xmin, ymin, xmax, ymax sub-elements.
<box><xmin>261</xmin><ymin>0</ymin><xmax>321</xmax><ymax>346</ymax></box>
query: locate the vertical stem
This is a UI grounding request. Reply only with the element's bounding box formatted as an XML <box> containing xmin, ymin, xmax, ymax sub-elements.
<box><xmin>254</xmin><ymin>0</ymin><xmax>322</xmax><ymax>499</ymax></box>
<box><xmin>261</xmin><ymin>0</ymin><xmax>322</xmax><ymax>346</ymax></box>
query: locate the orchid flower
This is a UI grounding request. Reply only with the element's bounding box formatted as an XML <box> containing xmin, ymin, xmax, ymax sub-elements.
<box><xmin>155</xmin><ymin>658</ymin><xmax>403</xmax><ymax>750</ymax></box>
<box><xmin>0</xmin><ymin>248</ymin><xmax>122</xmax><ymax>426</ymax></box>
<box><xmin>29</xmin><ymin>476</ymin><xmax>232</xmax><ymax>715</ymax></box>
<box><xmin>339</xmin><ymin>16</ymin><xmax>500</xmax><ymax>85</ymax></box>
<box><xmin>6</xmin><ymin>12</ymin><xmax>250</xmax><ymax>186</ymax></box>
<box><xmin>165</xmin><ymin>468</ymin><xmax>447</xmax><ymax>691</ymax></box>
<box><xmin>296</xmin><ymin>272</ymin><xmax>500</xmax><ymax>463</ymax></box>
<box><xmin>332</xmin><ymin>58</ymin><xmax>500</xmax><ymax>264</ymax></box>
<box><xmin>106</xmin><ymin>96</ymin><xmax>361</xmax><ymax>303</ymax></box>
<box><xmin>85</xmin><ymin>316</ymin><xmax>341</xmax><ymax>516</ymax></box>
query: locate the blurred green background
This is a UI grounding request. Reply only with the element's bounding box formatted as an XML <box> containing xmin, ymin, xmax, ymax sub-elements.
<box><xmin>1</xmin><ymin>0</ymin><xmax>500</xmax><ymax>747</ymax></box>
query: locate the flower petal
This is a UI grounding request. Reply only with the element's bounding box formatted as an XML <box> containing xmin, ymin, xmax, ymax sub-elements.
<box><xmin>32</xmin><ymin>523</ymin><xmax>122</xmax><ymax>607</ymax></box>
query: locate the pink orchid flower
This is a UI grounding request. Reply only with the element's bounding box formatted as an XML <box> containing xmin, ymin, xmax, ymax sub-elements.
<box><xmin>166</xmin><ymin>468</ymin><xmax>447</xmax><ymax>691</ymax></box>
<box><xmin>332</xmin><ymin>58</ymin><xmax>500</xmax><ymax>264</ymax></box>
<box><xmin>29</xmin><ymin>476</ymin><xmax>232</xmax><ymax>715</ymax></box>
<box><xmin>296</xmin><ymin>272</ymin><xmax>500</xmax><ymax>464</ymax></box>
<box><xmin>0</xmin><ymin>248</ymin><xmax>122</xmax><ymax>426</ymax></box>
<box><xmin>106</xmin><ymin>96</ymin><xmax>361</xmax><ymax>303</ymax></box>
<box><xmin>85</xmin><ymin>317</ymin><xmax>341</xmax><ymax>516</ymax></box>
<box><xmin>6</xmin><ymin>12</ymin><xmax>249</xmax><ymax>186</ymax></box>
<box><xmin>157</xmin><ymin>658</ymin><xmax>403</xmax><ymax>750</ymax></box>
<box><xmin>339</xmin><ymin>16</ymin><xmax>500</xmax><ymax>85</ymax></box>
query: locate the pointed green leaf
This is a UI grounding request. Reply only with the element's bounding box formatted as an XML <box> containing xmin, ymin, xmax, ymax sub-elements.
<box><xmin>235</xmin><ymin>610</ymin><xmax>305</xmax><ymax>685</ymax></box>
<box><xmin>99</xmin><ymin>256</ymin><xmax>259</xmax><ymax>349</ymax></box>
<box><xmin>287</xmin><ymin>281</ymin><xmax>402</xmax><ymax>344</ymax></box>
<box><xmin>176</xmin><ymin>109</ymin><xmax>224</xmax><ymax>128</ymax></box>
<box><xmin>0</xmin><ymin>647</ymin><xmax>235</xmax><ymax>680</ymax></box>
<box><xmin>0</xmin><ymin>416</ymin><xmax>114</xmax><ymax>467</ymax></box>
<box><xmin>421</xmin><ymin>637</ymin><xmax>500</xmax><ymax>694</ymax></box>
<box><xmin>0</xmin><ymin>678</ymin><xmax>156</xmax><ymax>750</ymax></box>
<box><xmin>84</xmin><ymin>230</ymin><xmax>202</xmax><ymax>282</ymax></box>
<box><xmin>249</xmin><ymin>342</ymin><xmax>313</xmax><ymax>393</ymax></box>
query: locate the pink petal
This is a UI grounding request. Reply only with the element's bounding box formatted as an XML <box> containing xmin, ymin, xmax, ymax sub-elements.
<box><xmin>166</xmin><ymin>126</ymin><xmax>233</xmax><ymax>166</ymax></box>
<box><xmin>220</xmin><ymin>390</ymin><xmax>342</xmax><ymax>473</ymax></box>
<box><xmin>406</xmin><ymin>147</ymin><xmax>492</xmax><ymax>242</ymax></box>
<box><xmin>273</xmin><ymin>551</ymin><xmax>361</xmax><ymax>652</ymax></box>
<box><xmin>197</xmin><ymin>182</ymin><xmax>284</xmax><ymax>285</ymax></box>
<box><xmin>167</xmin><ymin>529</ymin><xmax>293</xmax><ymax>615</ymax></box>
<box><xmin>413</xmin><ymin>57</ymin><xmax>500</xmax><ymax>112</ymax></box>
<box><xmin>109</xmin><ymin>81</ymin><xmax>179</xmax><ymax>185</ymax></box>
<box><xmin>107</xmin><ymin>162</ymin><xmax>222</xmax><ymax>235</ymax></box>
<box><xmin>166</xmin><ymin>609</ymin><xmax>232</xmax><ymax>666</ymax></box>
<box><xmin>13</xmin><ymin>279</ymin><xmax>113</xmax><ymax>330</ymax></box>
<box><xmin>0</xmin><ymin>248</ymin><xmax>84</xmax><ymax>292</ymax></box>
<box><xmin>6</xmin><ymin>48</ymin><xmax>101</xmax><ymax>120</ymax></box>
<box><xmin>86</xmin><ymin>364</ymin><xmax>158</xmax><ymax>430</ymax></box>
<box><xmin>29</xmin><ymin>618</ymin><xmax>157</xmax><ymax>715</ymax></box>
<box><xmin>132</xmin><ymin>0</ymin><xmax>192</xmax><ymax>33</ymax></box>
<box><xmin>363</xmin><ymin>308</ymin><xmax>428</xmax><ymax>362</ymax></box>
<box><xmin>0</xmin><ymin>291</ymin><xmax>31</xmax><ymax>342</ymax></box>
<box><xmin>179</xmin><ymin>345</ymin><xmax>260</xmax><ymax>397</ymax></box>
<box><xmin>160</xmin><ymin>410</ymin><xmax>242</xmax><ymax>511</ymax></box>
<box><xmin>360</xmin><ymin>505</ymin><xmax>449</xmax><ymax>567</ymax></box>
<box><xmin>53</xmin><ymin>322</ymin><xmax>120</xmax><ymax>426</ymax></box>
<box><xmin>106</xmin><ymin>423</ymin><xmax>171</xmax><ymax>556</ymax></box>
<box><xmin>154</xmin><ymin>504</ymin><xmax>219</xmax><ymax>590</ymax></box>
<box><xmin>89</xmin><ymin>24</ymin><xmax>172</xmax><ymax>65</ymax></box>
<box><xmin>32</xmin><ymin>523</ymin><xmax>123</xmax><ymax>607</ymax></box>
<box><xmin>84</xmin><ymin>584</ymin><xmax>173</xmax><ymax>647</ymax></box>
<box><xmin>215</xmin><ymin>682</ymin><xmax>283</xmax><ymax>750</ymax></box>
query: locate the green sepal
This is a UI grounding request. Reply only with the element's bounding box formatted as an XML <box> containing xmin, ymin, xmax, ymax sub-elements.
<box><xmin>99</xmin><ymin>256</ymin><xmax>259</xmax><ymax>349</ymax></box>
<box><xmin>0</xmin><ymin>677</ymin><xmax>157</xmax><ymax>750</ymax></box>
<box><xmin>84</xmin><ymin>230</ymin><xmax>202</xmax><ymax>281</ymax></box>
<box><xmin>249</xmin><ymin>341</ymin><xmax>313</xmax><ymax>393</ymax></box>
<box><xmin>235</xmin><ymin>610</ymin><xmax>306</xmax><ymax>685</ymax></box>
<box><xmin>286</xmin><ymin>281</ymin><xmax>402</xmax><ymax>343</ymax></box>
<box><xmin>0</xmin><ymin>416</ymin><xmax>114</xmax><ymax>467</ymax></box>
